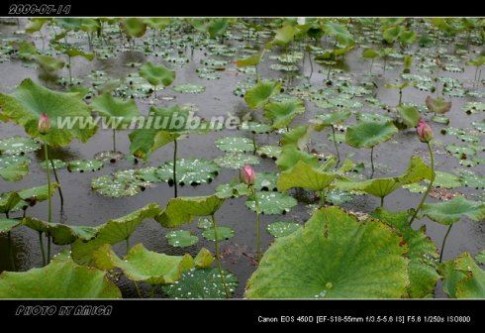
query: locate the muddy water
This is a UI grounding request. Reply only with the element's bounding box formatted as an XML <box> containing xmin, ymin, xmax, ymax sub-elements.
<box><xmin>0</xmin><ymin>20</ymin><xmax>483</xmax><ymax>298</ymax></box>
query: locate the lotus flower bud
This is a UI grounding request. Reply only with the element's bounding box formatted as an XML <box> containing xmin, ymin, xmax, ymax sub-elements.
<box><xmin>416</xmin><ymin>119</ymin><xmax>433</xmax><ymax>143</ymax></box>
<box><xmin>38</xmin><ymin>113</ymin><xmax>51</xmax><ymax>134</ymax></box>
<box><xmin>240</xmin><ymin>164</ymin><xmax>256</xmax><ymax>185</ymax></box>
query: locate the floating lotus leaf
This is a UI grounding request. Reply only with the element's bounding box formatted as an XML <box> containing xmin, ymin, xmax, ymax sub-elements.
<box><xmin>244</xmin><ymin>80</ymin><xmax>281</xmax><ymax>109</ymax></box>
<box><xmin>214</xmin><ymin>153</ymin><xmax>259</xmax><ymax>169</ymax></box>
<box><xmin>156</xmin><ymin>195</ymin><xmax>224</xmax><ymax>228</ymax></box>
<box><xmin>245</xmin><ymin>207</ymin><xmax>408</xmax><ymax>298</ymax></box>
<box><xmin>23</xmin><ymin>217</ymin><xmax>98</xmax><ymax>245</ymax></box>
<box><xmin>166</xmin><ymin>230</ymin><xmax>199</xmax><ymax>248</ymax></box>
<box><xmin>266</xmin><ymin>221</ymin><xmax>301</xmax><ymax>238</ymax></box>
<box><xmin>0</xmin><ymin>254</ymin><xmax>121</xmax><ymax>298</ymax></box>
<box><xmin>0</xmin><ymin>79</ymin><xmax>97</xmax><ymax>147</ymax></box>
<box><xmin>0</xmin><ymin>155</ymin><xmax>30</xmax><ymax>182</ymax></box>
<box><xmin>345</xmin><ymin>121</ymin><xmax>398</xmax><ymax>149</ymax></box>
<box><xmin>35</xmin><ymin>55</ymin><xmax>65</xmax><ymax>73</ymax></box>
<box><xmin>215</xmin><ymin>182</ymin><xmax>251</xmax><ymax>199</ymax></box>
<box><xmin>17</xmin><ymin>183</ymin><xmax>59</xmax><ymax>207</ymax></box>
<box><xmin>313</xmin><ymin>109</ymin><xmax>352</xmax><ymax>128</ymax></box>
<box><xmin>202</xmin><ymin>226</ymin><xmax>235</xmax><ymax>242</ymax></box>
<box><xmin>239</xmin><ymin>121</ymin><xmax>272</xmax><ymax>134</ymax></box>
<box><xmin>215</xmin><ymin>137</ymin><xmax>255</xmax><ymax>153</ymax></box>
<box><xmin>432</xmin><ymin>171</ymin><xmax>462</xmax><ymax>188</ymax></box>
<box><xmin>441</xmin><ymin>252</ymin><xmax>485</xmax><ymax>298</ymax></box>
<box><xmin>372</xmin><ymin>208</ymin><xmax>439</xmax><ymax>298</ymax></box>
<box><xmin>425</xmin><ymin>96</ymin><xmax>452</xmax><ymax>114</ymax></box>
<box><xmin>256</xmin><ymin>145</ymin><xmax>281</xmax><ymax>160</ymax></box>
<box><xmin>0</xmin><ymin>136</ymin><xmax>40</xmax><ymax>155</ymax></box>
<box><xmin>40</xmin><ymin>159</ymin><xmax>67</xmax><ymax>170</ymax></box>
<box><xmin>264</xmin><ymin>101</ymin><xmax>305</xmax><ymax>129</ymax></box>
<box><xmin>173</xmin><ymin>84</ymin><xmax>205</xmax><ymax>94</ymax></box>
<box><xmin>139</xmin><ymin>62</ymin><xmax>175</xmax><ymax>87</ymax></box>
<box><xmin>67</xmin><ymin>159</ymin><xmax>104</xmax><ymax>173</ymax></box>
<box><xmin>245</xmin><ymin>192</ymin><xmax>297</xmax><ymax>215</ymax></box>
<box><xmin>421</xmin><ymin>196</ymin><xmax>485</xmax><ymax>225</ymax></box>
<box><xmin>91</xmin><ymin>93</ymin><xmax>140</xmax><ymax>129</ymax></box>
<box><xmin>277</xmin><ymin>160</ymin><xmax>338</xmax><ymax>192</ymax></box>
<box><xmin>71</xmin><ymin>203</ymin><xmax>162</xmax><ymax>264</ymax></box>
<box><xmin>156</xmin><ymin>158</ymin><xmax>219</xmax><ymax>186</ymax></box>
<box><xmin>93</xmin><ymin>243</ymin><xmax>195</xmax><ymax>284</ymax></box>
<box><xmin>91</xmin><ymin>170</ymin><xmax>150</xmax><ymax>198</ymax></box>
<box><xmin>162</xmin><ymin>268</ymin><xmax>238</xmax><ymax>299</ymax></box>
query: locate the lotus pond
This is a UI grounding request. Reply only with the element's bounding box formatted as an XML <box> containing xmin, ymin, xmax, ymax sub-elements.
<box><xmin>0</xmin><ymin>18</ymin><xmax>483</xmax><ymax>299</ymax></box>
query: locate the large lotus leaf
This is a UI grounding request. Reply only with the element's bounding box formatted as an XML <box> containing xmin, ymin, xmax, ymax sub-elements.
<box><xmin>215</xmin><ymin>137</ymin><xmax>254</xmax><ymax>153</ymax></box>
<box><xmin>272</xmin><ymin>25</ymin><xmax>297</xmax><ymax>46</ymax></box>
<box><xmin>313</xmin><ymin>109</ymin><xmax>352</xmax><ymax>128</ymax></box>
<box><xmin>0</xmin><ymin>192</ymin><xmax>23</xmax><ymax>214</ymax></box>
<box><xmin>129</xmin><ymin>129</ymin><xmax>177</xmax><ymax>160</ymax></box>
<box><xmin>345</xmin><ymin>121</ymin><xmax>398</xmax><ymax>149</ymax></box>
<box><xmin>0</xmin><ymin>219</ymin><xmax>21</xmax><ymax>234</ymax></box>
<box><xmin>93</xmin><ymin>243</ymin><xmax>194</xmax><ymax>284</ymax></box>
<box><xmin>91</xmin><ymin>93</ymin><xmax>140</xmax><ymax>129</ymax></box>
<box><xmin>372</xmin><ymin>208</ymin><xmax>439</xmax><ymax>298</ymax></box>
<box><xmin>475</xmin><ymin>251</ymin><xmax>485</xmax><ymax>265</ymax></box>
<box><xmin>421</xmin><ymin>197</ymin><xmax>485</xmax><ymax>225</ymax></box>
<box><xmin>324</xmin><ymin>22</ymin><xmax>354</xmax><ymax>46</ymax></box>
<box><xmin>22</xmin><ymin>217</ymin><xmax>98</xmax><ymax>245</ymax></box>
<box><xmin>35</xmin><ymin>55</ymin><xmax>65</xmax><ymax>73</ymax></box>
<box><xmin>277</xmin><ymin>160</ymin><xmax>338</xmax><ymax>192</ymax></box>
<box><xmin>121</xmin><ymin>18</ymin><xmax>147</xmax><ymax>37</ymax></box>
<box><xmin>397</xmin><ymin>105</ymin><xmax>420</xmax><ymax>128</ymax></box>
<box><xmin>0</xmin><ymin>136</ymin><xmax>41</xmax><ymax>155</ymax></box>
<box><xmin>207</xmin><ymin>19</ymin><xmax>229</xmax><ymax>38</ymax></box>
<box><xmin>139</xmin><ymin>62</ymin><xmax>175</xmax><ymax>87</ymax></box>
<box><xmin>156</xmin><ymin>195</ymin><xmax>224</xmax><ymax>228</ymax></box>
<box><xmin>276</xmin><ymin>144</ymin><xmax>319</xmax><ymax>171</ymax></box>
<box><xmin>245</xmin><ymin>207</ymin><xmax>408</xmax><ymax>298</ymax></box>
<box><xmin>264</xmin><ymin>101</ymin><xmax>305</xmax><ymax>129</ymax></box>
<box><xmin>25</xmin><ymin>18</ymin><xmax>50</xmax><ymax>33</ymax></box>
<box><xmin>235</xmin><ymin>52</ymin><xmax>262</xmax><ymax>67</ymax></box>
<box><xmin>71</xmin><ymin>203</ymin><xmax>162</xmax><ymax>264</ymax></box>
<box><xmin>149</xmin><ymin>105</ymin><xmax>191</xmax><ymax>133</ymax></box>
<box><xmin>280</xmin><ymin>125</ymin><xmax>313</xmax><ymax>150</ymax></box>
<box><xmin>441</xmin><ymin>252</ymin><xmax>485</xmax><ymax>298</ymax></box>
<box><xmin>0</xmin><ymin>254</ymin><xmax>121</xmax><ymax>298</ymax></box>
<box><xmin>244</xmin><ymin>80</ymin><xmax>281</xmax><ymax>109</ymax></box>
<box><xmin>334</xmin><ymin>156</ymin><xmax>433</xmax><ymax>199</ymax></box>
<box><xmin>0</xmin><ymin>79</ymin><xmax>96</xmax><ymax>147</ymax></box>
<box><xmin>162</xmin><ymin>268</ymin><xmax>238</xmax><ymax>299</ymax></box>
<box><xmin>18</xmin><ymin>183</ymin><xmax>59</xmax><ymax>206</ymax></box>
<box><xmin>0</xmin><ymin>155</ymin><xmax>30</xmax><ymax>182</ymax></box>
<box><xmin>245</xmin><ymin>192</ymin><xmax>297</xmax><ymax>215</ymax></box>
<box><xmin>214</xmin><ymin>153</ymin><xmax>259</xmax><ymax>169</ymax></box>
<box><xmin>166</xmin><ymin>230</ymin><xmax>199</xmax><ymax>248</ymax></box>
<box><xmin>156</xmin><ymin>158</ymin><xmax>219</xmax><ymax>186</ymax></box>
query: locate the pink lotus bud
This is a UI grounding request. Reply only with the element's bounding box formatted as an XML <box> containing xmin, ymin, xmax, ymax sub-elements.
<box><xmin>38</xmin><ymin>113</ymin><xmax>51</xmax><ymax>134</ymax></box>
<box><xmin>416</xmin><ymin>119</ymin><xmax>433</xmax><ymax>143</ymax></box>
<box><xmin>240</xmin><ymin>165</ymin><xmax>256</xmax><ymax>185</ymax></box>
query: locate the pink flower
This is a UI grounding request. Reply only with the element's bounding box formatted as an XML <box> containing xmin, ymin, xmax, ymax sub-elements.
<box><xmin>416</xmin><ymin>119</ymin><xmax>433</xmax><ymax>143</ymax></box>
<box><xmin>240</xmin><ymin>165</ymin><xmax>256</xmax><ymax>185</ymax></box>
<box><xmin>38</xmin><ymin>113</ymin><xmax>51</xmax><ymax>134</ymax></box>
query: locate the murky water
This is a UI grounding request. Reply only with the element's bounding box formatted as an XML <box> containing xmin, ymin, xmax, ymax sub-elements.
<box><xmin>0</xmin><ymin>19</ymin><xmax>483</xmax><ymax>298</ymax></box>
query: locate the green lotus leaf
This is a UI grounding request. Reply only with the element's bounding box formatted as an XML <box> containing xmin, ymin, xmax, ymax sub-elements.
<box><xmin>194</xmin><ymin>248</ymin><xmax>214</xmax><ymax>268</ymax></box>
<box><xmin>244</xmin><ymin>80</ymin><xmax>281</xmax><ymax>109</ymax></box>
<box><xmin>202</xmin><ymin>226</ymin><xmax>235</xmax><ymax>242</ymax></box>
<box><xmin>397</xmin><ymin>105</ymin><xmax>420</xmax><ymax>128</ymax></box>
<box><xmin>425</xmin><ymin>96</ymin><xmax>452</xmax><ymax>114</ymax></box>
<box><xmin>441</xmin><ymin>252</ymin><xmax>485</xmax><ymax>298</ymax></box>
<box><xmin>93</xmin><ymin>243</ymin><xmax>194</xmax><ymax>284</ymax></box>
<box><xmin>0</xmin><ymin>192</ymin><xmax>23</xmax><ymax>214</ymax></box>
<box><xmin>71</xmin><ymin>203</ymin><xmax>162</xmax><ymax>264</ymax></box>
<box><xmin>235</xmin><ymin>53</ymin><xmax>262</xmax><ymax>67</ymax></box>
<box><xmin>214</xmin><ymin>153</ymin><xmax>259</xmax><ymax>169</ymax></box>
<box><xmin>277</xmin><ymin>160</ymin><xmax>338</xmax><ymax>192</ymax></box>
<box><xmin>25</xmin><ymin>18</ymin><xmax>50</xmax><ymax>33</ymax></box>
<box><xmin>0</xmin><ymin>254</ymin><xmax>121</xmax><ymax>298</ymax></box>
<box><xmin>18</xmin><ymin>183</ymin><xmax>59</xmax><ymax>206</ymax></box>
<box><xmin>266</xmin><ymin>221</ymin><xmax>301</xmax><ymax>238</ymax></box>
<box><xmin>239</xmin><ymin>121</ymin><xmax>272</xmax><ymax>134</ymax></box>
<box><xmin>272</xmin><ymin>25</ymin><xmax>297</xmax><ymax>46</ymax></box>
<box><xmin>91</xmin><ymin>93</ymin><xmax>140</xmax><ymax>129</ymax></box>
<box><xmin>166</xmin><ymin>230</ymin><xmax>199</xmax><ymax>248</ymax></box>
<box><xmin>40</xmin><ymin>159</ymin><xmax>67</xmax><ymax>170</ymax></box>
<box><xmin>162</xmin><ymin>268</ymin><xmax>238</xmax><ymax>299</ymax></box>
<box><xmin>334</xmin><ymin>156</ymin><xmax>433</xmax><ymax>199</ymax></box>
<box><xmin>215</xmin><ymin>137</ymin><xmax>254</xmax><ymax>153</ymax></box>
<box><xmin>144</xmin><ymin>18</ymin><xmax>171</xmax><ymax>30</ymax></box>
<box><xmin>215</xmin><ymin>182</ymin><xmax>251</xmax><ymax>199</ymax></box>
<box><xmin>0</xmin><ymin>136</ymin><xmax>41</xmax><ymax>155</ymax></box>
<box><xmin>129</xmin><ymin>129</ymin><xmax>177</xmax><ymax>160</ymax></box>
<box><xmin>0</xmin><ymin>219</ymin><xmax>21</xmax><ymax>234</ymax></box>
<box><xmin>61</xmin><ymin>47</ymin><xmax>94</xmax><ymax>61</ymax></box>
<box><xmin>256</xmin><ymin>145</ymin><xmax>281</xmax><ymax>160</ymax></box>
<box><xmin>432</xmin><ymin>171</ymin><xmax>462</xmax><ymax>188</ymax></box>
<box><xmin>313</xmin><ymin>109</ymin><xmax>352</xmax><ymax>128</ymax></box>
<box><xmin>173</xmin><ymin>84</ymin><xmax>205</xmax><ymax>94</ymax></box>
<box><xmin>421</xmin><ymin>196</ymin><xmax>485</xmax><ymax>225</ymax></box>
<box><xmin>23</xmin><ymin>217</ymin><xmax>98</xmax><ymax>245</ymax></box>
<box><xmin>245</xmin><ymin>192</ymin><xmax>297</xmax><ymax>215</ymax></box>
<box><xmin>0</xmin><ymin>79</ymin><xmax>97</xmax><ymax>147</ymax></box>
<box><xmin>276</xmin><ymin>144</ymin><xmax>319</xmax><ymax>171</ymax></box>
<box><xmin>383</xmin><ymin>25</ymin><xmax>402</xmax><ymax>43</ymax></box>
<box><xmin>372</xmin><ymin>208</ymin><xmax>439</xmax><ymax>298</ymax></box>
<box><xmin>362</xmin><ymin>48</ymin><xmax>379</xmax><ymax>59</ymax></box>
<box><xmin>91</xmin><ymin>170</ymin><xmax>150</xmax><ymax>198</ymax></box>
<box><xmin>121</xmin><ymin>18</ymin><xmax>147</xmax><ymax>38</ymax></box>
<box><xmin>67</xmin><ymin>159</ymin><xmax>104</xmax><ymax>173</ymax></box>
<box><xmin>245</xmin><ymin>207</ymin><xmax>408</xmax><ymax>298</ymax></box>
<box><xmin>280</xmin><ymin>125</ymin><xmax>313</xmax><ymax>150</ymax></box>
<box><xmin>0</xmin><ymin>155</ymin><xmax>30</xmax><ymax>182</ymax></box>
<box><xmin>324</xmin><ymin>22</ymin><xmax>354</xmax><ymax>46</ymax></box>
<box><xmin>264</xmin><ymin>101</ymin><xmax>305</xmax><ymax>129</ymax></box>
<box><xmin>139</xmin><ymin>62</ymin><xmax>175</xmax><ymax>87</ymax></box>
<box><xmin>155</xmin><ymin>158</ymin><xmax>219</xmax><ymax>186</ymax></box>
<box><xmin>207</xmin><ymin>19</ymin><xmax>229</xmax><ymax>38</ymax></box>
<box><xmin>156</xmin><ymin>195</ymin><xmax>224</xmax><ymax>228</ymax></box>
<box><xmin>35</xmin><ymin>55</ymin><xmax>65</xmax><ymax>73</ymax></box>
<box><xmin>345</xmin><ymin>121</ymin><xmax>398</xmax><ymax>149</ymax></box>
